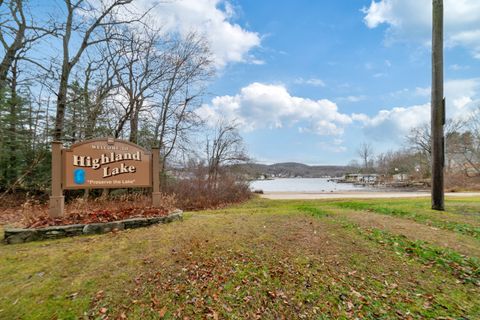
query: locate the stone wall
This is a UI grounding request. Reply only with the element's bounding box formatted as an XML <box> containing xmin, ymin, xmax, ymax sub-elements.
<box><xmin>3</xmin><ymin>210</ymin><xmax>183</xmax><ymax>244</ymax></box>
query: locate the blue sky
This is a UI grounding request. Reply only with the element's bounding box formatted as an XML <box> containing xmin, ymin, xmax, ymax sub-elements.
<box><xmin>187</xmin><ymin>0</ymin><xmax>480</xmax><ymax>165</ymax></box>
<box><xmin>32</xmin><ymin>0</ymin><xmax>480</xmax><ymax>165</ymax></box>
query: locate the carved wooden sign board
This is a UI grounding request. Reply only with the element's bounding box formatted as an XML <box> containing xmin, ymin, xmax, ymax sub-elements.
<box><xmin>49</xmin><ymin>138</ymin><xmax>161</xmax><ymax>217</ymax></box>
<box><xmin>63</xmin><ymin>138</ymin><xmax>152</xmax><ymax>189</ymax></box>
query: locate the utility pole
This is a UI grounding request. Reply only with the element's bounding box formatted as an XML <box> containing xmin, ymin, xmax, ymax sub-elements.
<box><xmin>431</xmin><ymin>0</ymin><xmax>445</xmax><ymax>210</ymax></box>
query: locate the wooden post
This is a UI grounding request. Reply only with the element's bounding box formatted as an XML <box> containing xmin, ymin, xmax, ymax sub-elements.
<box><xmin>431</xmin><ymin>0</ymin><xmax>445</xmax><ymax>210</ymax></box>
<box><xmin>151</xmin><ymin>147</ymin><xmax>162</xmax><ymax>207</ymax></box>
<box><xmin>49</xmin><ymin>141</ymin><xmax>64</xmax><ymax>217</ymax></box>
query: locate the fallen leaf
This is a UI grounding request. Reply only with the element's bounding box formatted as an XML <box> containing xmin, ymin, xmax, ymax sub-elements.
<box><xmin>158</xmin><ymin>306</ymin><xmax>167</xmax><ymax>318</ymax></box>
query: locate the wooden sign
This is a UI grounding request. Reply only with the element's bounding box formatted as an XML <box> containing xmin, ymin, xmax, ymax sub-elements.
<box><xmin>63</xmin><ymin>138</ymin><xmax>152</xmax><ymax>189</ymax></box>
<box><xmin>49</xmin><ymin>138</ymin><xmax>161</xmax><ymax>217</ymax></box>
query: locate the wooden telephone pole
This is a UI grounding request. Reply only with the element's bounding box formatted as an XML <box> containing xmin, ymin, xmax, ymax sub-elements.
<box><xmin>431</xmin><ymin>0</ymin><xmax>445</xmax><ymax>210</ymax></box>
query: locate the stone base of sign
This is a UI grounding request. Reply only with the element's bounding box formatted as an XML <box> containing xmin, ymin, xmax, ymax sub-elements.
<box><xmin>3</xmin><ymin>210</ymin><xmax>183</xmax><ymax>244</ymax></box>
<box><xmin>48</xmin><ymin>196</ymin><xmax>65</xmax><ymax>218</ymax></box>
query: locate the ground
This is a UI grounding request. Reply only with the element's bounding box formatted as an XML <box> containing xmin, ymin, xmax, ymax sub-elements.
<box><xmin>0</xmin><ymin>197</ymin><xmax>479</xmax><ymax>319</ymax></box>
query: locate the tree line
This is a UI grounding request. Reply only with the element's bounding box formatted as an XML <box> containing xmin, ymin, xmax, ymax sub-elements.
<box><xmin>0</xmin><ymin>0</ymin><xmax>247</xmax><ymax>195</ymax></box>
<box><xmin>351</xmin><ymin>112</ymin><xmax>480</xmax><ymax>186</ymax></box>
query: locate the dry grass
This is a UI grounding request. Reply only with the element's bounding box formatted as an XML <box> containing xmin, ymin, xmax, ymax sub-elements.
<box><xmin>0</xmin><ymin>197</ymin><xmax>479</xmax><ymax>319</ymax></box>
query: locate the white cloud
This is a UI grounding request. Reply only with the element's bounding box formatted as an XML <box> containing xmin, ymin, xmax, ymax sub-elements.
<box><xmin>317</xmin><ymin>141</ymin><xmax>347</xmax><ymax>153</ymax></box>
<box><xmin>354</xmin><ymin>78</ymin><xmax>480</xmax><ymax>140</ymax></box>
<box><xmin>294</xmin><ymin>77</ymin><xmax>326</xmax><ymax>87</ymax></box>
<box><xmin>373</xmin><ymin>72</ymin><xmax>387</xmax><ymax>78</ymax></box>
<box><xmin>197</xmin><ymin>78</ymin><xmax>480</xmax><ymax>145</ymax></box>
<box><xmin>136</xmin><ymin>0</ymin><xmax>261</xmax><ymax>67</ymax></box>
<box><xmin>337</xmin><ymin>95</ymin><xmax>367</xmax><ymax>103</ymax></box>
<box><xmin>450</xmin><ymin>64</ymin><xmax>469</xmax><ymax>71</ymax></box>
<box><xmin>362</xmin><ymin>0</ymin><xmax>398</xmax><ymax>29</ymax></box>
<box><xmin>364</xmin><ymin>62</ymin><xmax>374</xmax><ymax>70</ymax></box>
<box><xmin>353</xmin><ymin>103</ymin><xmax>431</xmax><ymax>140</ymax></box>
<box><xmin>250</xmin><ymin>58</ymin><xmax>266</xmax><ymax>65</ymax></box>
<box><xmin>196</xmin><ymin>82</ymin><xmax>351</xmax><ymax>136</ymax></box>
<box><xmin>414</xmin><ymin>86</ymin><xmax>430</xmax><ymax>97</ymax></box>
<box><xmin>391</xmin><ymin>79</ymin><xmax>479</xmax><ymax>99</ymax></box>
<box><xmin>363</xmin><ymin>0</ymin><xmax>480</xmax><ymax>58</ymax></box>
<box><xmin>445</xmin><ymin>78</ymin><xmax>480</xmax><ymax>100</ymax></box>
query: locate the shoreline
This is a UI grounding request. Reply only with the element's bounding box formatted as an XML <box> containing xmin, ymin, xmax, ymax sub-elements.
<box><xmin>260</xmin><ymin>191</ymin><xmax>480</xmax><ymax>200</ymax></box>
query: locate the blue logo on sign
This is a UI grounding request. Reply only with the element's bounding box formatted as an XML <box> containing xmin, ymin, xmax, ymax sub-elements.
<box><xmin>74</xmin><ymin>169</ymin><xmax>86</xmax><ymax>184</ymax></box>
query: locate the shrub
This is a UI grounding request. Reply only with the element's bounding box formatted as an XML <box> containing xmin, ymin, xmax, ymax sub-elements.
<box><xmin>163</xmin><ymin>169</ymin><xmax>252</xmax><ymax>211</ymax></box>
<box><xmin>445</xmin><ymin>173</ymin><xmax>480</xmax><ymax>192</ymax></box>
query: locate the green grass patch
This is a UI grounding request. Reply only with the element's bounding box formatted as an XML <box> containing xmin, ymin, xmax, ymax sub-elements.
<box><xmin>335</xmin><ymin>219</ymin><xmax>480</xmax><ymax>286</ymax></box>
<box><xmin>296</xmin><ymin>204</ymin><xmax>330</xmax><ymax>217</ymax></box>
<box><xmin>367</xmin><ymin>229</ymin><xmax>480</xmax><ymax>285</ymax></box>
<box><xmin>333</xmin><ymin>201</ymin><xmax>480</xmax><ymax>240</ymax></box>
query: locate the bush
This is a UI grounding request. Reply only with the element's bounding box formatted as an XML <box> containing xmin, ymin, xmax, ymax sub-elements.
<box><xmin>163</xmin><ymin>170</ymin><xmax>252</xmax><ymax>211</ymax></box>
<box><xmin>445</xmin><ymin>173</ymin><xmax>480</xmax><ymax>192</ymax></box>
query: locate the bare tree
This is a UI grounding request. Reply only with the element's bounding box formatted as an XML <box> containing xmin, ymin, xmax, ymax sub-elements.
<box><xmin>0</xmin><ymin>0</ymin><xmax>26</xmax><ymax>89</ymax></box>
<box><xmin>406</xmin><ymin>119</ymin><xmax>466</xmax><ymax>176</ymax></box>
<box><xmin>82</xmin><ymin>55</ymin><xmax>117</xmax><ymax>139</ymax></box>
<box><xmin>153</xmin><ymin>33</ymin><xmax>213</xmax><ymax>172</ymax></box>
<box><xmin>0</xmin><ymin>1</ymin><xmax>224</xmax><ymax>193</ymax></box>
<box><xmin>104</xmin><ymin>23</ymin><xmax>170</xmax><ymax>143</ymax></box>
<box><xmin>106</xmin><ymin>28</ymin><xmax>213</xmax><ymax>171</ymax></box>
<box><xmin>406</xmin><ymin>119</ymin><xmax>464</xmax><ymax>156</ymax></box>
<box><xmin>357</xmin><ymin>142</ymin><xmax>374</xmax><ymax>170</ymax></box>
<box><xmin>376</xmin><ymin>149</ymin><xmax>426</xmax><ymax>177</ymax></box>
<box><xmin>450</xmin><ymin>110</ymin><xmax>480</xmax><ymax>176</ymax></box>
<box><xmin>206</xmin><ymin>119</ymin><xmax>248</xmax><ymax>185</ymax></box>
<box><xmin>53</xmin><ymin>0</ymin><xmax>145</xmax><ymax>141</ymax></box>
<box><xmin>1</xmin><ymin>0</ymin><xmax>58</xmax><ymax>90</ymax></box>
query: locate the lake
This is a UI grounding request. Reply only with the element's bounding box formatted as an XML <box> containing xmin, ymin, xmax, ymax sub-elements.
<box><xmin>249</xmin><ymin>178</ymin><xmax>369</xmax><ymax>193</ymax></box>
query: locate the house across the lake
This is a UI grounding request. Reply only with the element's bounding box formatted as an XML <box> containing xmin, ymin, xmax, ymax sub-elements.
<box><xmin>393</xmin><ymin>173</ymin><xmax>410</xmax><ymax>182</ymax></box>
<box><xmin>344</xmin><ymin>173</ymin><xmax>379</xmax><ymax>184</ymax></box>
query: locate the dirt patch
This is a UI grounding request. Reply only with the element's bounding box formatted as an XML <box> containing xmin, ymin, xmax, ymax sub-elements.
<box><xmin>338</xmin><ymin>210</ymin><xmax>480</xmax><ymax>257</ymax></box>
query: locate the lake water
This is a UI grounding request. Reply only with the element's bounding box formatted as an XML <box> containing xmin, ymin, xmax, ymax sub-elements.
<box><xmin>250</xmin><ymin>178</ymin><xmax>369</xmax><ymax>193</ymax></box>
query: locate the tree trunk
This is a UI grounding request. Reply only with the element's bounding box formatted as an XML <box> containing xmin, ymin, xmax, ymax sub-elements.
<box><xmin>54</xmin><ymin>65</ymin><xmax>70</xmax><ymax>141</ymax></box>
<box><xmin>129</xmin><ymin>108</ymin><xmax>139</xmax><ymax>143</ymax></box>
<box><xmin>6</xmin><ymin>61</ymin><xmax>18</xmax><ymax>187</ymax></box>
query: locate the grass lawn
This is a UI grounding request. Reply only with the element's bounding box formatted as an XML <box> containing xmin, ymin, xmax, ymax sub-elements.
<box><xmin>1</xmin><ymin>197</ymin><xmax>479</xmax><ymax>319</ymax></box>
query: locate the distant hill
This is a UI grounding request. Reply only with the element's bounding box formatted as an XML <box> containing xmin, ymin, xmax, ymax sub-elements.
<box><xmin>231</xmin><ymin>162</ymin><xmax>354</xmax><ymax>178</ymax></box>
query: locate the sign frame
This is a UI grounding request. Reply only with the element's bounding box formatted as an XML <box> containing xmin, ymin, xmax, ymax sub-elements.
<box><xmin>49</xmin><ymin>138</ymin><xmax>161</xmax><ymax>217</ymax></box>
